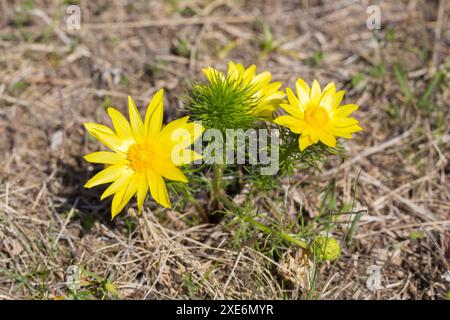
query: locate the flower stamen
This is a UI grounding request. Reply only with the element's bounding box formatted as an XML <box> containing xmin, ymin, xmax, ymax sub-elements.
<box><xmin>304</xmin><ymin>106</ymin><xmax>329</xmax><ymax>128</ymax></box>
<box><xmin>127</xmin><ymin>143</ymin><xmax>155</xmax><ymax>172</ymax></box>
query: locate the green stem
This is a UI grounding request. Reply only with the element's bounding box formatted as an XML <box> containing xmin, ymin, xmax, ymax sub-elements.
<box><xmin>212</xmin><ymin>163</ymin><xmax>225</xmax><ymax>208</ymax></box>
<box><xmin>239</xmin><ymin>213</ymin><xmax>308</xmax><ymax>249</ymax></box>
<box><xmin>211</xmin><ymin>160</ymin><xmax>307</xmax><ymax>249</ymax></box>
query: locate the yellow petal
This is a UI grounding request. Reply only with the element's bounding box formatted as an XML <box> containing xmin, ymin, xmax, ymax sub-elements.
<box><xmin>319</xmin><ymin>84</ymin><xmax>337</xmax><ymax>109</ymax></box>
<box><xmin>100</xmin><ymin>168</ymin><xmax>134</xmax><ymax>200</ymax></box>
<box><xmin>331</xmin><ymin>117</ymin><xmax>359</xmax><ymax>127</ymax></box>
<box><xmin>136</xmin><ymin>174</ymin><xmax>148</xmax><ymax>213</ymax></box>
<box><xmin>348</xmin><ymin>124</ymin><xmax>363</xmax><ymax>132</ymax></box>
<box><xmin>309</xmin><ymin>80</ymin><xmax>322</xmax><ymax>106</ymax></box>
<box><xmin>146</xmin><ymin>169</ymin><xmax>171</xmax><ymax>208</ymax></box>
<box><xmin>84</xmin><ymin>164</ymin><xmax>127</xmax><ymax>188</ymax></box>
<box><xmin>273</xmin><ymin>115</ymin><xmax>305</xmax><ymax>133</ymax></box>
<box><xmin>111</xmin><ymin>173</ymin><xmax>139</xmax><ymax>219</ymax></box>
<box><xmin>260</xmin><ymin>82</ymin><xmax>282</xmax><ymax>96</ymax></box>
<box><xmin>158</xmin><ymin>116</ymin><xmax>190</xmax><ymax>142</ymax></box>
<box><xmin>128</xmin><ymin>96</ymin><xmax>145</xmax><ymax>142</ymax></box>
<box><xmin>322</xmin><ymin>82</ymin><xmax>336</xmax><ymax>94</ymax></box>
<box><xmin>234</xmin><ymin>62</ymin><xmax>245</xmax><ymax>75</ymax></box>
<box><xmin>319</xmin><ymin>131</ymin><xmax>337</xmax><ymax>147</ymax></box>
<box><xmin>165</xmin><ymin>122</ymin><xmax>204</xmax><ymax>150</ymax></box>
<box><xmin>333</xmin><ymin>104</ymin><xmax>359</xmax><ymax>118</ymax></box>
<box><xmin>202</xmin><ymin>67</ymin><xmax>218</xmax><ymax>82</ymax></box>
<box><xmin>242</xmin><ymin>65</ymin><xmax>256</xmax><ymax>86</ymax></box>
<box><xmin>144</xmin><ymin>89</ymin><xmax>164</xmax><ymax>138</ymax></box>
<box><xmin>153</xmin><ymin>164</ymin><xmax>188</xmax><ymax>182</ymax></box>
<box><xmin>107</xmin><ymin>108</ymin><xmax>134</xmax><ymax>141</ymax></box>
<box><xmin>310</xmin><ymin>130</ymin><xmax>320</xmax><ymax>143</ymax></box>
<box><xmin>227</xmin><ymin>61</ymin><xmax>239</xmax><ymax>79</ymax></box>
<box><xmin>295</xmin><ymin>78</ymin><xmax>311</xmax><ymax>106</ymax></box>
<box><xmin>286</xmin><ymin>87</ymin><xmax>300</xmax><ymax>108</ymax></box>
<box><xmin>299</xmin><ymin>135</ymin><xmax>314</xmax><ymax>151</ymax></box>
<box><xmin>327</xmin><ymin>90</ymin><xmax>345</xmax><ymax>111</ymax></box>
<box><xmin>301</xmin><ymin>126</ymin><xmax>315</xmax><ymax>137</ymax></box>
<box><xmin>280</xmin><ymin>104</ymin><xmax>303</xmax><ymax>120</ymax></box>
<box><xmin>111</xmin><ymin>188</ymin><xmax>125</xmax><ymax>219</ymax></box>
<box><xmin>174</xmin><ymin>150</ymin><xmax>203</xmax><ymax>166</ymax></box>
<box><xmin>328</xmin><ymin>125</ymin><xmax>363</xmax><ymax>138</ymax></box>
<box><xmin>264</xmin><ymin>90</ymin><xmax>285</xmax><ymax>101</ymax></box>
<box><xmin>84</xmin><ymin>123</ymin><xmax>130</xmax><ymax>153</ymax></box>
<box><xmin>252</xmin><ymin>71</ymin><xmax>272</xmax><ymax>87</ymax></box>
<box><xmin>84</xmin><ymin>151</ymin><xmax>126</xmax><ymax>165</ymax></box>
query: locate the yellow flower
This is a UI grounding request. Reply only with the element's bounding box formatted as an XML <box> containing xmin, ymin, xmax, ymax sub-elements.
<box><xmin>83</xmin><ymin>89</ymin><xmax>203</xmax><ymax>218</ymax></box>
<box><xmin>274</xmin><ymin>79</ymin><xmax>363</xmax><ymax>151</ymax></box>
<box><xmin>203</xmin><ymin>61</ymin><xmax>284</xmax><ymax>118</ymax></box>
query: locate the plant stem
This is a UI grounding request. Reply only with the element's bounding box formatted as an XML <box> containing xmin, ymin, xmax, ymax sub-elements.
<box><xmin>212</xmin><ymin>163</ymin><xmax>225</xmax><ymax>209</ymax></box>
<box><xmin>239</xmin><ymin>213</ymin><xmax>308</xmax><ymax>249</ymax></box>
<box><xmin>211</xmin><ymin>162</ymin><xmax>308</xmax><ymax>250</ymax></box>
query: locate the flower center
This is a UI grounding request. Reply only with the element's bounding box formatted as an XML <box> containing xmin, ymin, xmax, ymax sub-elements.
<box><xmin>127</xmin><ymin>143</ymin><xmax>155</xmax><ymax>172</ymax></box>
<box><xmin>304</xmin><ymin>106</ymin><xmax>330</xmax><ymax>127</ymax></box>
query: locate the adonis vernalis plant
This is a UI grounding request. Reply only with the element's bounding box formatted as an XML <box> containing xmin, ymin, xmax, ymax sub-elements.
<box><xmin>274</xmin><ymin>79</ymin><xmax>363</xmax><ymax>151</ymax></box>
<box><xmin>84</xmin><ymin>89</ymin><xmax>203</xmax><ymax>218</ymax></box>
<box><xmin>82</xmin><ymin>61</ymin><xmax>364</xmax><ymax>263</ymax></box>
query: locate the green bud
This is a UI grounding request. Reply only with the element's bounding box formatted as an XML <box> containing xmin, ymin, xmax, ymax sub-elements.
<box><xmin>182</xmin><ymin>70</ymin><xmax>259</xmax><ymax>132</ymax></box>
<box><xmin>311</xmin><ymin>236</ymin><xmax>341</xmax><ymax>262</ymax></box>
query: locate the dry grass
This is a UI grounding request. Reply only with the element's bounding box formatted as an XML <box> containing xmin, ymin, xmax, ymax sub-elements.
<box><xmin>0</xmin><ymin>0</ymin><xmax>449</xmax><ymax>300</ymax></box>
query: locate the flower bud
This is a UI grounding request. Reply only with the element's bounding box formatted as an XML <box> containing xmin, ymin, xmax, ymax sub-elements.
<box><xmin>311</xmin><ymin>236</ymin><xmax>341</xmax><ymax>262</ymax></box>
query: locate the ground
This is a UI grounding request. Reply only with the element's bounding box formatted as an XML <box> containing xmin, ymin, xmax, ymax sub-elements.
<box><xmin>0</xmin><ymin>0</ymin><xmax>449</xmax><ymax>300</ymax></box>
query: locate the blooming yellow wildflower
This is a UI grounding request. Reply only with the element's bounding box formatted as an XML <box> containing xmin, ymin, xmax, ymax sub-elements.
<box><xmin>83</xmin><ymin>89</ymin><xmax>203</xmax><ymax>218</ymax></box>
<box><xmin>274</xmin><ymin>79</ymin><xmax>363</xmax><ymax>151</ymax></box>
<box><xmin>202</xmin><ymin>61</ymin><xmax>284</xmax><ymax>118</ymax></box>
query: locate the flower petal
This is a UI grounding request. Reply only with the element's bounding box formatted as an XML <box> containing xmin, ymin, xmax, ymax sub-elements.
<box><xmin>295</xmin><ymin>78</ymin><xmax>311</xmax><ymax>108</ymax></box>
<box><xmin>319</xmin><ymin>85</ymin><xmax>337</xmax><ymax>109</ymax></box>
<box><xmin>111</xmin><ymin>173</ymin><xmax>140</xmax><ymax>219</ymax></box>
<box><xmin>153</xmin><ymin>164</ymin><xmax>188</xmax><ymax>183</ymax></box>
<box><xmin>136</xmin><ymin>173</ymin><xmax>148</xmax><ymax>213</ymax></box>
<box><xmin>163</xmin><ymin>121</ymin><xmax>204</xmax><ymax>150</ymax></box>
<box><xmin>333</xmin><ymin>104</ymin><xmax>359</xmax><ymax>118</ymax></box>
<box><xmin>107</xmin><ymin>107</ymin><xmax>134</xmax><ymax>141</ymax></box>
<box><xmin>100</xmin><ymin>168</ymin><xmax>134</xmax><ymax>200</ymax></box>
<box><xmin>173</xmin><ymin>150</ymin><xmax>203</xmax><ymax>166</ymax></box>
<box><xmin>242</xmin><ymin>64</ymin><xmax>256</xmax><ymax>86</ymax></box>
<box><xmin>322</xmin><ymin>82</ymin><xmax>336</xmax><ymax>94</ymax></box>
<box><xmin>327</xmin><ymin>125</ymin><xmax>363</xmax><ymax>138</ymax></box>
<box><xmin>327</xmin><ymin>90</ymin><xmax>345</xmax><ymax>111</ymax></box>
<box><xmin>84</xmin><ymin>164</ymin><xmax>128</xmax><ymax>188</ymax></box>
<box><xmin>273</xmin><ymin>115</ymin><xmax>305</xmax><ymax>133</ymax></box>
<box><xmin>309</xmin><ymin>80</ymin><xmax>322</xmax><ymax>106</ymax></box>
<box><xmin>84</xmin><ymin>123</ymin><xmax>131</xmax><ymax>153</ymax></box>
<box><xmin>128</xmin><ymin>96</ymin><xmax>145</xmax><ymax>142</ymax></box>
<box><xmin>146</xmin><ymin>169</ymin><xmax>171</xmax><ymax>208</ymax></box>
<box><xmin>252</xmin><ymin>71</ymin><xmax>272</xmax><ymax>87</ymax></box>
<box><xmin>319</xmin><ymin>131</ymin><xmax>337</xmax><ymax>147</ymax></box>
<box><xmin>158</xmin><ymin>116</ymin><xmax>190</xmax><ymax>142</ymax></box>
<box><xmin>299</xmin><ymin>135</ymin><xmax>314</xmax><ymax>151</ymax></box>
<box><xmin>203</xmin><ymin>67</ymin><xmax>221</xmax><ymax>82</ymax></box>
<box><xmin>144</xmin><ymin>89</ymin><xmax>164</xmax><ymax>138</ymax></box>
<box><xmin>331</xmin><ymin>117</ymin><xmax>359</xmax><ymax>127</ymax></box>
<box><xmin>84</xmin><ymin>151</ymin><xmax>127</xmax><ymax>165</ymax></box>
